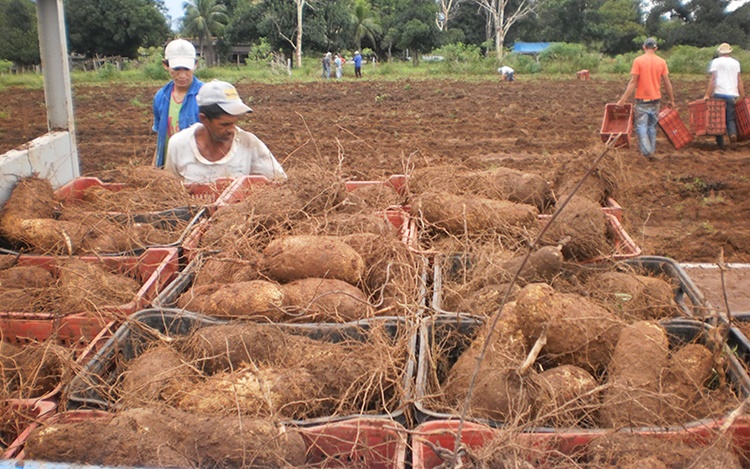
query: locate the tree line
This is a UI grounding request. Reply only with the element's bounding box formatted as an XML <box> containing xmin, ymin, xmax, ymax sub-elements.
<box><xmin>1</xmin><ymin>0</ymin><xmax>749</xmax><ymax>67</ymax></box>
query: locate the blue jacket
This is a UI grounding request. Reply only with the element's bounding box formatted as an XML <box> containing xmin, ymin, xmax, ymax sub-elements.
<box><xmin>353</xmin><ymin>54</ymin><xmax>363</xmax><ymax>68</ymax></box>
<box><xmin>152</xmin><ymin>77</ymin><xmax>203</xmax><ymax>168</ymax></box>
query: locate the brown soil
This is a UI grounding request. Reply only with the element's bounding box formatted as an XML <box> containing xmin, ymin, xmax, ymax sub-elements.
<box><xmin>2</xmin><ymin>78</ymin><xmax>749</xmax><ymax>260</ymax></box>
<box><xmin>1</xmin><ymin>78</ymin><xmax>748</xmax><ymax>302</ymax></box>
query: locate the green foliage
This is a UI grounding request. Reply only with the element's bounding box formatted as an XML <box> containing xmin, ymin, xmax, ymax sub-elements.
<box><xmin>433</xmin><ymin>43</ymin><xmax>482</xmax><ymax>62</ymax></box>
<box><xmin>195</xmin><ymin>67</ymin><xmax>219</xmax><ymax>80</ymax></box>
<box><xmin>181</xmin><ymin>0</ymin><xmax>229</xmax><ymax>66</ymax></box>
<box><xmin>65</xmin><ymin>0</ymin><xmax>170</xmax><ymax>58</ymax></box>
<box><xmin>247</xmin><ymin>38</ymin><xmax>273</xmax><ymax>62</ymax></box>
<box><xmin>537</xmin><ymin>43</ymin><xmax>602</xmax><ymax>73</ymax></box>
<box><xmin>0</xmin><ymin>0</ymin><xmax>40</xmax><ymax>65</ymax></box>
<box><xmin>96</xmin><ymin>63</ymin><xmax>120</xmax><ymax>80</ymax></box>
<box><xmin>665</xmin><ymin>45</ymin><xmax>716</xmax><ymax>74</ymax></box>
<box><xmin>138</xmin><ymin>46</ymin><xmax>170</xmax><ymax>81</ymax></box>
<box><xmin>500</xmin><ymin>53</ymin><xmax>538</xmax><ymax>74</ymax></box>
<box><xmin>0</xmin><ymin>60</ymin><xmax>12</xmax><ymax>74</ymax></box>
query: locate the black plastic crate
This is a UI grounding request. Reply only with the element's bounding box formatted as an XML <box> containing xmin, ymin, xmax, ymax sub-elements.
<box><xmin>727</xmin><ymin>312</ymin><xmax>750</xmax><ymax>366</ymax></box>
<box><xmin>64</xmin><ymin>308</ymin><xmax>417</xmax><ymax>427</ymax></box>
<box><xmin>431</xmin><ymin>255</ymin><xmax>709</xmax><ymax>319</ymax></box>
<box><xmin>414</xmin><ymin>316</ymin><xmax>750</xmax><ymax>430</ymax></box>
<box><xmin>0</xmin><ymin>207</ymin><xmax>207</xmax><ymax>258</ymax></box>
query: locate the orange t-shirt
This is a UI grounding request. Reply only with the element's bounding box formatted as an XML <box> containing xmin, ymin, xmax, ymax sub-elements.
<box><xmin>631</xmin><ymin>53</ymin><xmax>669</xmax><ymax>100</ymax></box>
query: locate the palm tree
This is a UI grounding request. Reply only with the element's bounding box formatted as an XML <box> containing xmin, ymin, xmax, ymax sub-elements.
<box><xmin>351</xmin><ymin>0</ymin><xmax>382</xmax><ymax>51</ymax></box>
<box><xmin>180</xmin><ymin>0</ymin><xmax>228</xmax><ymax>67</ymax></box>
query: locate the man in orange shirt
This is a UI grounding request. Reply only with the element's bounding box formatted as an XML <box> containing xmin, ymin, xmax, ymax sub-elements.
<box><xmin>616</xmin><ymin>38</ymin><xmax>675</xmax><ymax>160</ymax></box>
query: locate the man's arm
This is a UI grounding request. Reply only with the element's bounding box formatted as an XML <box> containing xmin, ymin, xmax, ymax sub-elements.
<box><xmin>704</xmin><ymin>73</ymin><xmax>716</xmax><ymax>100</ymax></box>
<box><xmin>738</xmin><ymin>72</ymin><xmax>745</xmax><ymax>98</ymax></box>
<box><xmin>616</xmin><ymin>74</ymin><xmax>638</xmax><ymax>106</ymax></box>
<box><xmin>662</xmin><ymin>75</ymin><xmax>675</xmax><ymax>107</ymax></box>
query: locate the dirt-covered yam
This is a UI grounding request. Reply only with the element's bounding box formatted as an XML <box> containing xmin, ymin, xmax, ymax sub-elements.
<box><xmin>411</xmin><ymin>191</ymin><xmax>538</xmax><ymax>235</ymax></box>
<box><xmin>281</xmin><ymin>277</ymin><xmax>373</xmax><ymax>322</ymax></box>
<box><xmin>599</xmin><ymin>321</ymin><xmax>669</xmax><ymax>428</ymax></box>
<box><xmin>24</xmin><ymin>407</ymin><xmax>307</xmax><ymax>468</ymax></box>
<box><xmin>542</xmin><ymin>195</ymin><xmax>609</xmax><ymax>261</ymax></box>
<box><xmin>199</xmin><ymin>280</ymin><xmax>286</xmax><ymax>321</ymax></box>
<box><xmin>530</xmin><ymin>364</ymin><xmax>599</xmax><ymax>427</ymax></box>
<box><xmin>175</xmin><ymin>367</ymin><xmax>318</xmax><ymax>419</ymax></box>
<box><xmin>589</xmin><ymin>271</ymin><xmax>680</xmax><ymax>320</ymax></box>
<box><xmin>57</xmin><ymin>259</ymin><xmax>140</xmax><ymax>314</ymax></box>
<box><xmin>0</xmin><ymin>265</ymin><xmax>53</xmax><ymax>289</ymax></box>
<box><xmin>119</xmin><ymin>345</ymin><xmax>197</xmax><ymax>407</ymax></box>
<box><xmin>262</xmin><ymin>235</ymin><xmax>365</xmax><ymax>285</ymax></box>
<box><xmin>514</xmin><ymin>283</ymin><xmax>624</xmax><ymax>373</ymax></box>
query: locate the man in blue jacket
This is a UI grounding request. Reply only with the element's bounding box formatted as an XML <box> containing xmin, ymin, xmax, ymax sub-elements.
<box><xmin>353</xmin><ymin>51</ymin><xmax>363</xmax><ymax>79</ymax></box>
<box><xmin>152</xmin><ymin>39</ymin><xmax>203</xmax><ymax>168</ymax></box>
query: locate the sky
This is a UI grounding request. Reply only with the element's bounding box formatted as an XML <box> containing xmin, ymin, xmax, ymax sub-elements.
<box><xmin>161</xmin><ymin>0</ymin><xmax>749</xmax><ymax>32</ymax></box>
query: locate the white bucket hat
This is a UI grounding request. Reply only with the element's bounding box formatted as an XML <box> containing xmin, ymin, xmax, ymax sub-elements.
<box><xmin>164</xmin><ymin>39</ymin><xmax>197</xmax><ymax>69</ymax></box>
<box><xmin>197</xmin><ymin>80</ymin><xmax>252</xmax><ymax>115</ymax></box>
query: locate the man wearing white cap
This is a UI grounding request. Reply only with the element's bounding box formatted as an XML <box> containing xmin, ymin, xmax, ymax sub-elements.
<box><xmin>704</xmin><ymin>42</ymin><xmax>745</xmax><ymax>148</ymax></box>
<box><xmin>165</xmin><ymin>80</ymin><xmax>287</xmax><ymax>183</ymax></box>
<box><xmin>152</xmin><ymin>39</ymin><xmax>203</xmax><ymax>168</ymax></box>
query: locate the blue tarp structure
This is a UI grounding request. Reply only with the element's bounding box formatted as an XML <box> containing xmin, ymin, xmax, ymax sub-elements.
<box><xmin>512</xmin><ymin>42</ymin><xmax>553</xmax><ymax>54</ymax></box>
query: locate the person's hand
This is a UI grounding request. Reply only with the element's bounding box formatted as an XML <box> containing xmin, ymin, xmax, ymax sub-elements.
<box><xmin>615</xmin><ymin>99</ymin><xmax>626</xmax><ymax>107</ymax></box>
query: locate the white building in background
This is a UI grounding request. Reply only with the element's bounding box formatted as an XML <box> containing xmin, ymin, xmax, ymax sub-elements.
<box><xmin>0</xmin><ymin>0</ymin><xmax>79</xmax><ymax>206</ymax></box>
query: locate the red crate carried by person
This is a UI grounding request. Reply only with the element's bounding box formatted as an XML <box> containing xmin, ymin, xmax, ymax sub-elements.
<box><xmin>658</xmin><ymin>107</ymin><xmax>693</xmax><ymax>150</ymax></box>
<box><xmin>688</xmin><ymin>99</ymin><xmax>726</xmax><ymax>136</ymax></box>
<box><xmin>735</xmin><ymin>97</ymin><xmax>750</xmax><ymax>139</ymax></box>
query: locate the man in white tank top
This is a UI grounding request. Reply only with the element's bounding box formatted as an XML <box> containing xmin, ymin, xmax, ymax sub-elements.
<box><xmin>166</xmin><ymin>80</ymin><xmax>287</xmax><ymax>183</ymax></box>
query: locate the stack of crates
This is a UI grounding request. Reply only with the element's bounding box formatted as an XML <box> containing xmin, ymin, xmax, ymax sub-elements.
<box><xmin>688</xmin><ymin>99</ymin><xmax>726</xmax><ymax>136</ymax></box>
<box><xmin>658</xmin><ymin>107</ymin><xmax>693</xmax><ymax>150</ymax></box>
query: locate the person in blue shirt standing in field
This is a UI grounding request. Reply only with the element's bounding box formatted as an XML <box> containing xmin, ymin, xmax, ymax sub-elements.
<box><xmin>152</xmin><ymin>39</ymin><xmax>203</xmax><ymax>168</ymax></box>
<box><xmin>353</xmin><ymin>51</ymin><xmax>363</xmax><ymax>79</ymax></box>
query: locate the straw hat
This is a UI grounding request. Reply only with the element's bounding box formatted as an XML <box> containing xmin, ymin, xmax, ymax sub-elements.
<box><xmin>717</xmin><ymin>43</ymin><xmax>733</xmax><ymax>54</ymax></box>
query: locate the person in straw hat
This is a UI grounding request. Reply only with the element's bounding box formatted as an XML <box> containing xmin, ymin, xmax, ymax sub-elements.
<box><xmin>704</xmin><ymin>42</ymin><xmax>745</xmax><ymax>148</ymax></box>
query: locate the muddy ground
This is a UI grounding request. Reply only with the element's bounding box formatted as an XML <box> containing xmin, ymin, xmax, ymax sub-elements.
<box><xmin>1</xmin><ymin>77</ymin><xmax>748</xmax><ymax>311</ymax></box>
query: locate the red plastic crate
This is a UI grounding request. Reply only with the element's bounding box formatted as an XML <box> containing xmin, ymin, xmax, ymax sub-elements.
<box><xmin>13</xmin><ymin>413</ymin><xmax>407</xmax><ymax>468</ymax></box>
<box><xmin>1</xmin><ymin>247</ymin><xmax>179</xmax><ymax>320</ymax></box>
<box><xmin>658</xmin><ymin>106</ymin><xmax>694</xmax><ymax>150</ymax></box>
<box><xmin>56</xmin><ymin>176</ymin><xmax>237</xmax><ymax>210</ymax></box>
<box><xmin>688</xmin><ymin>99</ymin><xmax>726</xmax><ymax>136</ymax></box>
<box><xmin>1</xmin><ymin>399</ymin><xmax>57</xmax><ymax>459</ymax></box>
<box><xmin>576</xmin><ymin>70</ymin><xmax>590</xmax><ymax>80</ymax></box>
<box><xmin>412</xmin><ymin>418</ymin><xmax>750</xmax><ymax>469</ymax></box>
<box><xmin>736</xmin><ymin>97</ymin><xmax>750</xmax><ymax>139</ymax></box>
<box><xmin>600</xmin><ymin>103</ymin><xmax>632</xmax><ymax>148</ymax></box>
<box><xmin>0</xmin><ymin>319</ymin><xmax>115</xmax><ymax>401</ymax></box>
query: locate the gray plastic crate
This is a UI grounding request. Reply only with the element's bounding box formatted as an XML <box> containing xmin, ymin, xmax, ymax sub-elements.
<box><xmin>64</xmin><ymin>308</ymin><xmax>418</xmax><ymax>427</ymax></box>
<box><xmin>431</xmin><ymin>255</ymin><xmax>709</xmax><ymax>319</ymax></box>
<box><xmin>414</xmin><ymin>316</ymin><xmax>750</xmax><ymax>430</ymax></box>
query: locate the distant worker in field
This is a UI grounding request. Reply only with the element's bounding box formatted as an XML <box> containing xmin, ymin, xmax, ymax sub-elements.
<box><xmin>704</xmin><ymin>42</ymin><xmax>745</xmax><ymax>149</ymax></box>
<box><xmin>498</xmin><ymin>65</ymin><xmax>515</xmax><ymax>82</ymax></box>
<box><xmin>165</xmin><ymin>80</ymin><xmax>287</xmax><ymax>183</ymax></box>
<box><xmin>334</xmin><ymin>54</ymin><xmax>344</xmax><ymax>80</ymax></box>
<box><xmin>616</xmin><ymin>37</ymin><xmax>675</xmax><ymax>161</ymax></box>
<box><xmin>353</xmin><ymin>51</ymin><xmax>363</xmax><ymax>79</ymax></box>
<box><xmin>152</xmin><ymin>39</ymin><xmax>203</xmax><ymax>169</ymax></box>
<box><xmin>322</xmin><ymin>52</ymin><xmax>332</xmax><ymax>79</ymax></box>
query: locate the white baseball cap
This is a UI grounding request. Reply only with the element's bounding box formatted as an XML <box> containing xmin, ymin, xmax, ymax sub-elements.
<box><xmin>197</xmin><ymin>80</ymin><xmax>253</xmax><ymax>115</ymax></box>
<box><xmin>164</xmin><ymin>39</ymin><xmax>196</xmax><ymax>69</ymax></box>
